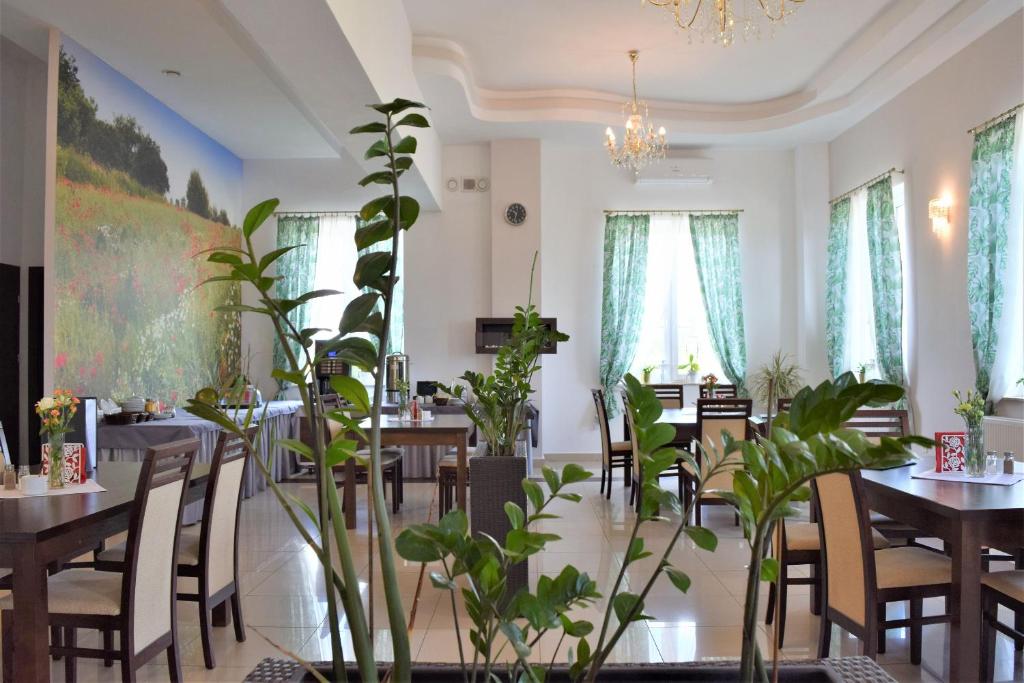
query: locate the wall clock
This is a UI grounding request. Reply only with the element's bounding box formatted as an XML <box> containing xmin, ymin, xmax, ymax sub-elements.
<box><xmin>504</xmin><ymin>202</ymin><xmax>527</xmax><ymax>226</ymax></box>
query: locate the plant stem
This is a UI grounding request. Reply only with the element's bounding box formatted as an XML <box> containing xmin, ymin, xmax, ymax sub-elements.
<box><xmin>442</xmin><ymin>559</ymin><xmax>470</xmax><ymax>683</ymax></box>
<box><xmin>740</xmin><ymin>525</ymin><xmax>767</xmax><ymax>683</ymax></box>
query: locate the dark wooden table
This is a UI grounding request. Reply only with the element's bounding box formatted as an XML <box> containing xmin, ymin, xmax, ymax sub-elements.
<box><xmin>656</xmin><ymin>407</ymin><xmax>698</xmax><ymax>444</ymax></box>
<box><xmin>862</xmin><ymin>464</ymin><xmax>1024</xmax><ymax>682</ymax></box>
<box><xmin>0</xmin><ymin>461</ymin><xmax>209</xmax><ymax>681</ymax></box>
<box><xmin>344</xmin><ymin>414</ymin><xmax>472</xmax><ymax>529</ymax></box>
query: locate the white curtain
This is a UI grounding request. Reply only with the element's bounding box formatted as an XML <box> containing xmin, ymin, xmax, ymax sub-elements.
<box><xmin>629</xmin><ymin>213</ymin><xmax>724</xmax><ymax>383</ymax></box>
<box><xmin>989</xmin><ymin>113</ymin><xmax>1024</xmax><ymax>403</ymax></box>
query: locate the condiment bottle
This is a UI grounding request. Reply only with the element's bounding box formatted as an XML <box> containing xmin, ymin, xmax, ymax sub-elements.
<box><xmin>411</xmin><ymin>397</ymin><xmax>421</xmax><ymax>421</ymax></box>
<box><xmin>4</xmin><ymin>465</ymin><xmax>16</xmax><ymax>490</ymax></box>
<box><xmin>1004</xmin><ymin>451</ymin><xmax>1016</xmax><ymax>475</ymax></box>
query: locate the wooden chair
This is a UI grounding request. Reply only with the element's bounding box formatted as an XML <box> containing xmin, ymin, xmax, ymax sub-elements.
<box><xmin>625</xmin><ymin>395</ymin><xmax>687</xmax><ymax>513</ymax></box>
<box><xmin>982</xmin><ymin>571</ymin><xmax>1024</xmax><ymax>680</ymax></box>
<box><xmin>591</xmin><ymin>389</ymin><xmax>632</xmax><ymax>499</ymax></box>
<box><xmin>776</xmin><ymin>397</ymin><xmax>793</xmax><ymax>413</ymax></box>
<box><xmin>438</xmin><ymin>448</ymin><xmax>476</xmax><ymax>516</ymax></box>
<box><xmin>700</xmin><ymin>384</ymin><xmax>737</xmax><ymax>399</ymax></box>
<box><xmin>646</xmin><ymin>384</ymin><xmax>684</xmax><ymax>409</ymax></box>
<box><xmin>813</xmin><ymin>471</ymin><xmax>951</xmax><ymax>663</ymax></box>
<box><xmin>97</xmin><ymin>429</ymin><xmax>255</xmax><ymax>669</ymax></box>
<box><xmin>2</xmin><ymin>439</ymin><xmax>198</xmax><ymax>682</ymax></box>
<box><xmin>693</xmin><ymin>398</ymin><xmax>752</xmax><ymax>526</ymax></box>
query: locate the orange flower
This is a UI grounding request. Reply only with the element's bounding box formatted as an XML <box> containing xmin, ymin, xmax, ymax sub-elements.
<box><xmin>50</xmin><ymin>409</ymin><xmax>59</xmax><ymax>417</ymax></box>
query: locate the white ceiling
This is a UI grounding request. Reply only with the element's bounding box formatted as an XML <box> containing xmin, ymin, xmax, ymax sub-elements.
<box><xmin>404</xmin><ymin>0</ymin><xmax>891</xmax><ymax>105</ymax></box>
<box><xmin>1</xmin><ymin>0</ymin><xmax>335</xmax><ymax>160</ymax></box>
<box><xmin>403</xmin><ymin>0</ymin><xmax>1022</xmax><ymax>146</ymax></box>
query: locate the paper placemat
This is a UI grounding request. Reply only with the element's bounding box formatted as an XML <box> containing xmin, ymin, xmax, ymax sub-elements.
<box><xmin>912</xmin><ymin>470</ymin><xmax>1024</xmax><ymax>486</ymax></box>
<box><xmin>0</xmin><ymin>479</ymin><xmax>108</xmax><ymax>499</ymax></box>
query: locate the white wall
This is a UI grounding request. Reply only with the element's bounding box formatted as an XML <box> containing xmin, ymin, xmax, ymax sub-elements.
<box><xmin>828</xmin><ymin>11</ymin><xmax>1024</xmax><ymax>438</ymax></box>
<box><xmin>540</xmin><ymin>145</ymin><xmax>797</xmax><ymax>455</ymax></box>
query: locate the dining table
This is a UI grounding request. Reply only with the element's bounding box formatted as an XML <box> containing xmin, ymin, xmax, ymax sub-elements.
<box><xmin>862</xmin><ymin>463</ymin><xmax>1024</xmax><ymax>682</ymax></box>
<box><xmin>342</xmin><ymin>414</ymin><xmax>473</xmax><ymax>529</ymax></box>
<box><xmin>0</xmin><ymin>460</ymin><xmax>210</xmax><ymax>682</ymax></box>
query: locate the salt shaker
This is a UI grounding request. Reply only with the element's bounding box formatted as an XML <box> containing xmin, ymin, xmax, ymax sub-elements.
<box><xmin>1004</xmin><ymin>451</ymin><xmax>1016</xmax><ymax>475</ymax></box>
<box><xmin>3</xmin><ymin>465</ymin><xmax>15</xmax><ymax>490</ymax></box>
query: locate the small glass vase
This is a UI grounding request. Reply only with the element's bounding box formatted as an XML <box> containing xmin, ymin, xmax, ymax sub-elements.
<box><xmin>47</xmin><ymin>433</ymin><xmax>66</xmax><ymax>489</ymax></box>
<box><xmin>964</xmin><ymin>424</ymin><xmax>985</xmax><ymax>477</ymax></box>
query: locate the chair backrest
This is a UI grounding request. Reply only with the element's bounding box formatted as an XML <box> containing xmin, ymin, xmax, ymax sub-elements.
<box><xmin>122</xmin><ymin>439</ymin><xmax>197</xmax><ymax>656</ymax></box>
<box><xmin>777</xmin><ymin>397</ymin><xmax>793</xmax><ymax>413</ymax></box>
<box><xmin>842</xmin><ymin>409</ymin><xmax>909</xmax><ymax>442</ymax></box>
<box><xmin>622</xmin><ymin>393</ymin><xmax>642</xmax><ymax>484</ymax></box>
<box><xmin>199</xmin><ymin>428</ymin><xmax>254</xmax><ymax>595</ymax></box>
<box><xmin>647</xmin><ymin>384</ymin><xmax>684</xmax><ymax>409</ymax></box>
<box><xmin>812</xmin><ymin>471</ymin><xmax>876</xmax><ymax>631</ymax></box>
<box><xmin>696</xmin><ymin>398</ymin><xmax>752</xmax><ymax>491</ymax></box>
<box><xmin>700</xmin><ymin>384</ymin><xmax>738</xmax><ymax>399</ymax></box>
<box><xmin>591</xmin><ymin>389</ymin><xmax>614</xmax><ymax>468</ymax></box>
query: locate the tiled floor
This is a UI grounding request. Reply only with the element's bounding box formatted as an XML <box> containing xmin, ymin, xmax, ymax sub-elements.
<box><xmin>13</xmin><ymin>462</ymin><xmax>1024</xmax><ymax>681</ymax></box>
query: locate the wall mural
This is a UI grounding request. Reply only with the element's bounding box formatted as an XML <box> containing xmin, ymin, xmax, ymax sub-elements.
<box><xmin>55</xmin><ymin>37</ymin><xmax>241</xmax><ymax>406</ymax></box>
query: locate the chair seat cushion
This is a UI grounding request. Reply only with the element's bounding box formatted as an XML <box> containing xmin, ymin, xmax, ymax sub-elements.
<box><xmin>96</xmin><ymin>529</ymin><xmax>200</xmax><ymax>566</ymax></box>
<box><xmin>0</xmin><ymin>569</ymin><xmax>121</xmax><ymax>616</ymax></box>
<box><xmin>874</xmin><ymin>547</ymin><xmax>951</xmax><ymax>590</ymax></box>
<box><xmin>610</xmin><ymin>441</ymin><xmax>632</xmax><ymax>453</ymax></box>
<box><xmin>982</xmin><ymin>570</ymin><xmax>1024</xmax><ymax>603</ymax></box>
<box><xmin>785</xmin><ymin>522</ymin><xmax>890</xmax><ymax>551</ymax></box>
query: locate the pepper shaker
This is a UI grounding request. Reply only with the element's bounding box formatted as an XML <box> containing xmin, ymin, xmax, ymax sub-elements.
<box><xmin>1004</xmin><ymin>451</ymin><xmax>1016</xmax><ymax>475</ymax></box>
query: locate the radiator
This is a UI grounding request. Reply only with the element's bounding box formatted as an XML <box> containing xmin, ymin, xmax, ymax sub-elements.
<box><xmin>983</xmin><ymin>416</ymin><xmax>1024</xmax><ymax>459</ymax></box>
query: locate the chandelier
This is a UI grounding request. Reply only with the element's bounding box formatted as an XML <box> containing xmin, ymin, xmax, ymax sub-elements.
<box><xmin>604</xmin><ymin>51</ymin><xmax>667</xmax><ymax>174</ymax></box>
<box><xmin>644</xmin><ymin>0</ymin><xmax>804</xmax><ymax>46</ymax></box>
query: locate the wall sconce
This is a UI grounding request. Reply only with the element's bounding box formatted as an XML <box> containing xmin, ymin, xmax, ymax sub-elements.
<box><xmin>929</xmin><ymin>196</ymin><xmax>952</xmax><ymax>235</ymax></box>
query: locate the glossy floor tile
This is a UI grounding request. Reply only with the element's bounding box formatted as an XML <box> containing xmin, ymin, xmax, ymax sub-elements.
<box><xmin>2</xmin><ymin>463</ymin><xmax>1021</xmax><ymax>681</ymax></box>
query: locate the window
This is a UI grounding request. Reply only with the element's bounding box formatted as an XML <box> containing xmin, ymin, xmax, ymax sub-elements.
<box><xmin>991</xmin><ymin>113</ymin><xmax>1024</xmax><ymax>400</ymax></box>
<box><xmin>842</xmin><ymin>179</ymin><xmax>907</xmax><ymax>379</ymax></box>
<box><xmin>629</xmin><ymin>214</ymin><xmax>724</xmax><ymax>383</ymax></box>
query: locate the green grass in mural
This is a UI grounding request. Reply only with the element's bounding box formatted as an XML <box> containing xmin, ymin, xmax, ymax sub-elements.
<box><xmin>56</xmin><ymin>146</ymin><xmax>164</xmax><ymax>203</ymax></box>
<box><xmin>54</xmin><ymin>165</ymin><xmax>241</xmax><ymax>405</ymax></box>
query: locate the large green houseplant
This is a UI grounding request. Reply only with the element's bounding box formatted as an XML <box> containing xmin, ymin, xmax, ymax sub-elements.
<box><xmin>184</xmin><ymin>98</ymin><xmax>430</xmax><ymax>682</ymax></box>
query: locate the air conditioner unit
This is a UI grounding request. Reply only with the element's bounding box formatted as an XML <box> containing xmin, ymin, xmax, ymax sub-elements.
<box><xmin>634</xmin><ymin>157</ymin><xmax>714</xmax><ymax>186</ymax></box>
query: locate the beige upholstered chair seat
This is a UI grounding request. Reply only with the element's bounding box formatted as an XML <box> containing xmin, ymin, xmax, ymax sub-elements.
<box><xmin>874</xmin><ymin>547</ymin><xmax>952</xmax><ymax>589</ymax></box>
<box><xmin>786</xmin><ymin>522</ymin><xmax>890</xmax><ymax>551</ymax></box>
<box><xmin>0</xmin><ymin>569</ymin><xmax>121</xmax><ymax>615</ymax></box>
<box><xmin>97</xmin><ymin>528</ymin><xmax>201</xmax><ymax>566</ymax></box>
<box><xmin>981</xmin><ymin>570</ymin><xmax>1024</xmax><ymax>602</ymax></box>
<box><xmin>610</xmin><ymin>441</ymin><xmax>631</xmax><ymax>453</ymax></box>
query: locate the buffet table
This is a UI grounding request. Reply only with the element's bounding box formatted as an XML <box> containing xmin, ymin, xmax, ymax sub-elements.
<box><xmin>97</xmin><ymin>400</ymin><xmax>302</xmax><ymax>522</ymax></box>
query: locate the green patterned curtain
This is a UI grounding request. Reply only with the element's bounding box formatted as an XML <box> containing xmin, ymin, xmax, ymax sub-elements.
<box><xmin>825</xmin><ymin>198</ymin><xmax>851</xmax><ymax>378</ymax></box>
<box><xmin>599</xmin><ymin>214</ymin><xmax>650</xmax><ymax>416</ymax></box>
<box><xmin>357</xmin><ymin>217</ymin><xmax>403</xmax><ymax>355</ymax></box>
<box><xmin>865</xmin><ymin>176</ymin><xmax>905</xmax><ymax>397</ymax></box>
<box><xmin>273</xmin><ymin>215</ymin><xmax>320</xmax><ymax>385</ymax></box>
<box><xmin>968</xmin><ymin>115</ymin><xmax>1017</xmax><ymax>401</ymax></box>
<box><xmin>690</xmin><ymin>213</ymin><xmax>747</xmax><ymax>394</ymax></box>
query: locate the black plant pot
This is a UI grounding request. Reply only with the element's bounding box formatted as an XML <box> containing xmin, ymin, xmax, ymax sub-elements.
<box><xmin>288</xmin><ymin>662</ymin><xmax>841</xmax><ymax>681</ymax></box>
<box><xmin>470</xmin><ymin>453</ymin><xmax>528</xmax><ymax>596</ymax></box>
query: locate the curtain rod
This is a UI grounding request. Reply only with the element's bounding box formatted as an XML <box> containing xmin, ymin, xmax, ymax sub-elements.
<box><xmin>829</xmin><ymin>167</ymin><xmax>903</xmax><ymax>205</ymax></box>
<box><xmin>967</xmin><ymin>103</ymin><xmax>1023</xmax><ymax>135</ymax></box>
<box><xmin>274</xmin><ymin>210</ymin><xmax>359</xmax><ymax>217</ymax></box>
<box><xmin>604</xmin><ymin>209</ymin><xmax>743</xmax><ymax>216</ymax></box>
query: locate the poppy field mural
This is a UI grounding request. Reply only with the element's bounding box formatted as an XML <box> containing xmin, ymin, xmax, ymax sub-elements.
<box><xmin>55</xmin><ymin>37</ymin><xmax>242</xmax><ymax>405</ymax></box>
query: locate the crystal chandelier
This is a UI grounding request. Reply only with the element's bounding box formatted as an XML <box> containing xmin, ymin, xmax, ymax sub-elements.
<box><xmin>644</xmin><ymin>0</ymin><xmax>804</xmax><ymax>46</ymax></box>
<box><xmin>604</xmin><ymin>51</ymin><xmax>667</xmax><ymax>174</ymax></box>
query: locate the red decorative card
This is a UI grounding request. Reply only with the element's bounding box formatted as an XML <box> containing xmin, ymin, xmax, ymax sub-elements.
<box><xmin>40</xmin><ymin>442</ymin><xmax>87</xmax><ymax>484</ymax></box>
<box><xmin>934</xmin><ymin>432</ymin><xmax>966</xmax><ymax>472</ymax></box>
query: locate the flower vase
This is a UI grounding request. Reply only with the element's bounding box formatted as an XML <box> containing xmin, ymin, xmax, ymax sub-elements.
<box><xmin>964</xmin><ymin>424</ymin><xmax>985</xmax><ymax>477</ymax></box>
<box><xmin>47</xmin><ymin>434</ymin><xmax>65</xmax><ymax>489</ymax></box>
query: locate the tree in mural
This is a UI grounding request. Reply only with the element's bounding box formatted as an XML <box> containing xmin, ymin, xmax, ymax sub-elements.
<box><xmin>186</xmin><ymin>170</ymin><xmax>211</xmax><ymax>218</ymax></box>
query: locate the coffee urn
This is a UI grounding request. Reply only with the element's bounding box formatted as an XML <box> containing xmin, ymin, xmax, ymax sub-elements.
<box><xmin>385</xmin><ymin>353</ymin><xmax>409</xmax><ymax>403</ymax></box>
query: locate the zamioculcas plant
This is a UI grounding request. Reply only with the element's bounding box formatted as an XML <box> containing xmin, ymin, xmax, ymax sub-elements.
<box><xmin>184</xmin><ymin>98</ymin><xmax>431</xmax><ymax>682</ymax></box>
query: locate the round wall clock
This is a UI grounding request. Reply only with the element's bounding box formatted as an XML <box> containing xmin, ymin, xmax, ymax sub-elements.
<box><xmin>504</xmin><ymin>202</ymin><xmax>527</xmax><ymax>226</ymax></box>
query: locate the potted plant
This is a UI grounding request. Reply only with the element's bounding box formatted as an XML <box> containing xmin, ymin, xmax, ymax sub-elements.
<box><xmin>855</xmin><ymin>360</ymin><xmax>873</xmax><ymax>384</ymax></box>
<box><xmin>185</xmin><ymin>98</ymin><xmax>430</xmax><ymax>682</ymax></box>
<box><xmin>678</xmin><ymin>353</ymin><xmax>700</xmax><ymax>382</ymax></box>
<box><xmin>641</xmin><ymin>364</ymin><xmax>657</xmax><ymax>385</ymax></box>
<box><xmin>442</xmin><ymin>255</ymin><xmax>568</xmax><ymax>595</ymax></box>
<box><xmin>701</xmin><ymin>372</ymin><xmax>719</xmax><ymax>397</ymax></box>
<box><xmin>953</xmin><ymin>388</ymin><xmax>986</xmax><ymax>476</ymax></box>
<box><xmin>751</xmin><ymin>351</ymin><xmax>803</xmax><ymax>434</ymax></box>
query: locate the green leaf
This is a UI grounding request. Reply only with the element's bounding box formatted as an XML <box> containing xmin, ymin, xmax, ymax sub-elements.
<box><xmin>625</xmin><ymin>537</ymin><xmax>651</xmax><ymax>564</ymax></box>
<box><xmin>354</xmin><ymin>216</ymin><xmax>394</xmax><ymax>251</ymax></box>
<box><xmin>353</xmin><ymin>251</ymin><xmax>392</xmax><ymax>290</ymax></box>
<box><xmin>243</xmin><ymin>198</ymin><xmax>279</xmax><ymax>238</ymax></box>
<box><xmin>612</xmin><ymin>592</ymin><xmax>648</xmax><ymax>624</ymax></box>
<box><xmin>559</xmin><ymin>614</ymin><xmax>594</xmax><ymax>638</ymax></box>
<box><xmin>275</xmin><ymin>438</ymin><xmax>312</xmax><ymax>459</ymax></box>
<box><xmin>394</xmin><ymin>136</ymin><xmax>417</xmax><ymax>154</ymax></box>
<box><xmin>760</xmin><ymin>558</ymin><xmax>779</xmax><ymax>583</ymax></box>
<box><xmin>395</xmin><ymin>528</ymin><xmax>444</xmax><ymax>562</ymax></box>
<box><xmin>358</xmin><ymin>171</ymin><xmax>393</xmax><ymax>187</ymax></box>
<box><xmin>325</xmin><ymin>437</ymin><xmax>357</xmax><ymax>467</ymax></box>
<box><xmin>339</xmin><ymin>293</ymin><xmax>380</xmax><ymax>335</ymax></box>
<box><xmin>329</xmin><ymin>375</ymin><xmax>370</xmax><ymax>413</ymax></box>
<box><xmin>504</xmin><ymin>501</ymin><xmax>525</xmax><ymax>530</ymax></box>
<box><xmin>542</xmin><ymin>466</ymin><xmax>560</xmax><ymax>493</ymax></box>
<box><xmin>360</xmin><ymin>196</ymin><xmax>391</xmax><ymax>221</ymax></box>
<box><xmin>429</xmin><ymin>571</ymin><xmax>455</xmax><ymax>590</ymax></box>
<box><xmin>369</xmin><ymin>98</ymin><xmax>425</xmax><ymax>116</ymax></box>
<box><xmin>349</xmin><ymin>121</ymin><xmax>387</xmax><ymax>134</ymax></box>
<box><xmin>522</xmin><ymin>479</ymin><xmax>545</xmax><ymax>512</ymax></box>
<box><xmin>388</xmin><ymin>156</ymin><xmax>414</xmax><ymax>172</ymax></box>
<box><xmin>664</xmin><ymin>565</ymin><xmax>691</xmax><ymax>593</ymax></box>
<box><xmin>327</xmin><ymin>336</ymin><xmax>378</xmax><ymax>371</ymax></box>
<box><xmin>271</xmin><ymin>369</ymin><xmax>305</xmax><ymax>386</ymax></box>
<box><xmin>296</xmin><ymin>289</ymin><xmax>341</xmax><ymax>304</ymax></box>
<box><xmin>257</xmin><ymin>245</ymin><xmax>299</xmax><ymax>274</ymax></box>
<box><xmin>395</xmin><ymin>112</ymin><xmax>430</xmax><ymax>128</ymax></box>
<box><xmin>207</xmin><ymin>251</ymin><xmax>243</xmax><ymax>266</ymax></box>
<box><xmin>560</xmin><ymin>464</ymin><xmax>592</xmax><ymax>485</ymax></box>
<box><xmin>364</xmin><ymin>139</ymin><xmax>388</xmax><ymax>159</ymax></box>
<box><xmin>684</xmin><ymin>526</ymin><xmax>718</xmax><ymax>552</ymax></box>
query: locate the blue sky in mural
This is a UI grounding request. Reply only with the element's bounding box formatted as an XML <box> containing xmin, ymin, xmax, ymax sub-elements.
<box><xmin>62</xmin><ymin>36</ymin><xmax>242</xmax><ymax>224</ymax></box>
